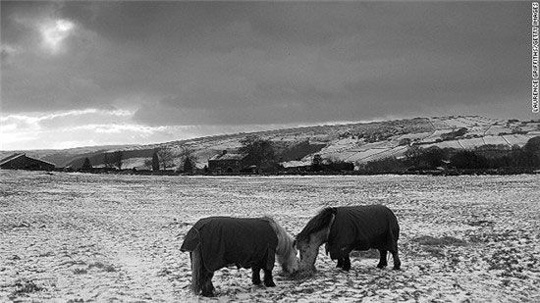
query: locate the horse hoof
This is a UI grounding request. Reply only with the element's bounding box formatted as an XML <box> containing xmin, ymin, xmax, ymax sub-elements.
<box><xmin>377</xmin><ymin>264</ymin><xmax>387</xmax><ymax>269</ymax></box>
<box><xmin>265</xmin><ymin>282</ymin><xmax>276</xmax><ymax>287</ymax></box>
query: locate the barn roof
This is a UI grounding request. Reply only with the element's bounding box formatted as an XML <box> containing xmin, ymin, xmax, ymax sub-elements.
<box><xmin>0</xmin><ymin>153</ymin><xmax>56</xmax><ymax>167</ymax></box>
<box><xmin>0</xmin><ymin>153</ymin><xmax>25</xmax><ymax>166</ymax></box>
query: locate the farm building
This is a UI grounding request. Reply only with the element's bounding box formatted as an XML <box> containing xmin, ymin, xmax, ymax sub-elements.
<box><xmin>208</xmin><ymin>151</ymin><xmax>249</xmax><ymax>174</ymax></box>
<box><xmin>0</xmin><ymin>153</ymin><xmax>55</xmax><ymax>171</ymax></box>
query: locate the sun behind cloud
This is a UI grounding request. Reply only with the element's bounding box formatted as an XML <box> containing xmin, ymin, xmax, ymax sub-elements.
<box><xmin>40</xmin><ymin>19</ymin><xmax>74</xmax><ymax>54</ymax></box>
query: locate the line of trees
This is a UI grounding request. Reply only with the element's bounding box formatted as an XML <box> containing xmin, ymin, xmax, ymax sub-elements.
<box><xmin>79</xmin><ymin>146</ymin><xmax>197</xmax><ymax>174</ymax></box>
<box><xmin>358</xmin><ymin>136</ymin><xmax>540</xmax><ymax>174</ymax></box>
<box><xmin>80</xmin><ymin>151</ymin><xmax>123</xmax><ymax>172</ymax></box>
<box><xmin>76</xmin><ymin>135</ymin><xmax>540</xmax><ymax>176</ymax></box>
<box><xmin>144</xmin><ymin>146</ymin><xmax>196</xmax><ymax>173</ymax></box>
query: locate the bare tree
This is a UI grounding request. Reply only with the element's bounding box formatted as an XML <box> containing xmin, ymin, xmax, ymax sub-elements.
<box><xmin>144</xmin><ymin>158</ymin><xmax>153</xmax><ymax>170</ymax></box>
<box><xmin>157</xmin><ymin>147</ymin><xmax>175</xmax><ymax>170</ymax></box>
<box><xmin>104</xmin><ymin>151</ymin><xmax>123</xmax><ymax>170</ymax></box>
<box><xmin>112</xmin><ymin>151</ymin><xmax>123</xmax><ymax>170</ymax></box>
<box><xmin>103</xmin><ymin>153</ymin><xmax>114</xmax><ymax>169</ymax></box>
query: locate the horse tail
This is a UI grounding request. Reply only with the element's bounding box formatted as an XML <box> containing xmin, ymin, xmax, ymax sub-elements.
<box><xmin>190</xmin><ymin>244</ymin><xmax>203</xmax><ymax>294</ymax></box>
<box><xmin>264</xmin><ymin>216</ymin><xmax>286</xmax><ymax>257</ymax></box>
<box><xmin>386</xmin><ymin>210</ymin><xmax>399</xmax><ymax>252</ymax></box>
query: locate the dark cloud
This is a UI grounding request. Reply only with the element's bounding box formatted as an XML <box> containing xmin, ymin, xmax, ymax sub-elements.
<box><xmin>1</xmin><ymin>1</ymin><xmax>533</xmax><ymax>126</ymax></box>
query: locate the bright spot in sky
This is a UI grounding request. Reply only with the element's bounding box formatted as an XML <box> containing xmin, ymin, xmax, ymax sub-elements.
<box><xmin>40</xmin><ymin>19</ymin><xmax>74</xmax><ymax>53</ymax></box>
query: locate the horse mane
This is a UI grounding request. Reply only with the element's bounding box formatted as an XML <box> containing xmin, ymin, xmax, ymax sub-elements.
<box><xmin>296</xmin><ymin>207</ymin><xmax>337</xmax><ymax>242</ymax></box>
<box><xmin>263</xmin><ymin>216</ymin><xmax>295</xmax><ymax>258</ymax></box>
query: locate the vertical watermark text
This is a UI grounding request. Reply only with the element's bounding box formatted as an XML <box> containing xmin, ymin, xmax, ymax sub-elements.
<box><xmin>533</xmin><ymin>2</ymin><xmax>539</xmax><ymax>113</ymax></box>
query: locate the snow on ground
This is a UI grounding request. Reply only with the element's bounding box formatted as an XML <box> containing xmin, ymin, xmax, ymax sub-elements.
<box><xmin>483</xmin><ymin>136</ymin><xmax>510</xmax><ymax>146</ymax></box>
<box><xmin>457</xmin><ymin>138</ymin><xmax>486</xmax><ymax>149</ymax></box>
<box><xmin>503</xmin><ymin>135</ymin><xmax>536</xmax><ymax>147</ymax></box>
<box><xmin>423</xmin><ymin>140</ymin><xmax>463</xmax><ymax>150</ymax></box>
<box><xmin>1</xmin><ymin>171</ymin><xmax>539</xmax><ymax>302</ymax></box>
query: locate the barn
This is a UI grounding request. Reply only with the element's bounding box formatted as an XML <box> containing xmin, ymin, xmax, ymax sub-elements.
<box><xmin>208</xmin><ymin>151</ymin><xmax>249</xmax><ymax>174</ymax></box>
<box><xmin>0</xmin><ymin>153</ymin><xmax>56</xmax><ymax>171</ymax></box>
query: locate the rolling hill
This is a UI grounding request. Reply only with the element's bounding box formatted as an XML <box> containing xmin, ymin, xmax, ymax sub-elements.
<box><xmin>2</xmin><ymin>116</ymin><xmax>540</xmax><ymax>170</ymax></box>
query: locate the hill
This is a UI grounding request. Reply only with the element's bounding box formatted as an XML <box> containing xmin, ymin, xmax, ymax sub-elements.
<box><xmin>2</xmin><ymin>116</ymin><xmax>539</xmax><ymax>170</ymax></box>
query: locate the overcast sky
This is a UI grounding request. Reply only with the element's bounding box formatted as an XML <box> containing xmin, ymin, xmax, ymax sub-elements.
<box><xmin>0</xmin><ymin>1</ymin><xmax>534</xmax><ymax>150</ymax></box>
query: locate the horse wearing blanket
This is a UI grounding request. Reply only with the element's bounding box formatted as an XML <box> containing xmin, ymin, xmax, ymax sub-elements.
<box><xmin>295</xmin><ymin>205</ymin><xmax>401</xmax><ymax>273</ymax></box>
<box><xmin>181</xmin><ymin>216</ymin><xmax>298</xmax><ymax>297</ymax></box>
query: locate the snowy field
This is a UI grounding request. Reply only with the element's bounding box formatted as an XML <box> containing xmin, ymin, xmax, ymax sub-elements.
<box><xmin>1</xmin><ymin>171</ymin><xmax>539</xmax><ymax>302</ymax></box>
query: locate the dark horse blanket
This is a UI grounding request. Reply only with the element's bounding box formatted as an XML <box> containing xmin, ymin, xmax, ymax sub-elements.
<box><xmin>181</xmin><ymin>217</ymin><xmax>278</xmax><ymax>272</ymax></box>
<box><xmin>327</xmin><ymin>205</ymin><xmax>399</xmax><ymax>260</ymax></box>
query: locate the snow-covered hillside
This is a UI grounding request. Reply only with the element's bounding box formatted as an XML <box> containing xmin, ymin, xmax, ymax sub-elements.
<box><xmin>2</xmin><ymin>116</ymin><xmax>539</xmax><ymax>170</ymax></box>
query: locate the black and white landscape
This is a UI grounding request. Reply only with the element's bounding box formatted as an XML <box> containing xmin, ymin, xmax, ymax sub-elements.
<box><xmin>1</xmin><ymin>1</ymin><xmax>539</xmax><ymax>302</ymax></box>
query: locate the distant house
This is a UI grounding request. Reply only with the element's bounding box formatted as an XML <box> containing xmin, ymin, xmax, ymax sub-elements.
<box><xmin>0</xmin><ymin>153</ymin><xmax>55</xmax><ymax>171</ymax></box>
<box><xmin>208</xmin><ymin>151</ymin><xmax>249</xmax><ymax>174</ymax></box>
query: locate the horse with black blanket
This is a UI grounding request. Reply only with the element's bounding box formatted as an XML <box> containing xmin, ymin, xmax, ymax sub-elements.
<box><xmin>295</xmin><ymin>205</ymin><xmax>401</xmax><ymax>274</ymax></box>
<box><xmin>181</xmin><ymin>216</ymin><xmax>299</xmax><ymax>297</ymax></box>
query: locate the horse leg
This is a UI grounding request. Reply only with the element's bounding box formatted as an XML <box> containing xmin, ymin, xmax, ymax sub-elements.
<box><xmin>336</xmin><ymin>258</ymin><xmax>343</xmax><ymax>268</ymax></box>
<box><xmin>391</xmin><ymin>248</ymin><xmax>401</xmax><ymax>270</ymax></box>
<box><xmin>341</xmin><ymin>254</ymin><xmax>351</xmax><ymax>271</ymax></box>
<box><xmin>263</xmin><ymin>269</ymin><xmax>276</xmax><ymax>287</ymax></box>
<box><xmin>377</xmin><ymin>249</ymin><xmax>388</xmax><ymax>269</ymax></box>
<box><xmin>201</xmin><ymin>269</ymin><xmax>215</xmax><ymax>297</ymax></box>
<box><xmin>251</xmin><ymin>266</ymin><xmax>262</xmax><ymax>285</ymax></box>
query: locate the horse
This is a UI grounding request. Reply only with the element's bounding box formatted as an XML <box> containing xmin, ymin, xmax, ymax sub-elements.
<box><xmin>295</xmin><ymin>205</ymin><xmax>401</xmax><ymax>274</ymax></box>
<box><xmin>180</xmin><ymin>216</ymin><xmax>299</xmax><ymax>297</ymax></box>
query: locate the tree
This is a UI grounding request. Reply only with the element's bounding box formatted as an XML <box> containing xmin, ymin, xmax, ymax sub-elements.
<box><xmin>359</xmin><ymin>156</ymin><xmax>405</xmax><ymax>174</ymax></box>
<box><xmin>144</xmin><ymin>158</ymin><xmax>153</xmax><ymax>170</ymax></box>
<box><xmin>183</xmin><ymin>157</ymin><xmax>194</xmax><ymax>174</ymax></box>
<box><xmin>152</xmin><ymin>151</ymin><xmax>160</xmax><ymax>171</ymax></box>
<box><xmin>112</xmin><ymin>151</ymin><xmax>123</xmax><ymax>170</ymax></box>
<box><xmin>404</xmin><ymin>146</ymin><xmax>446</xmax><ymax>170</ymax></box>
<box><xmin>450</xmin><ymin>150</ymin><xmax>489</xmax><ymax>169</ymax></box>
<box><xmin>311</xmin><ymin>154</ymin><xmax>323</xmax><ymax>171</ymax></box>
<box><xmin>103</xmin><ymin>153</ymin><xmax>114</xmax><ymax>169</ymax></box>
<box><xmin>404</xmin><ymin>146</ymin><xmax>423</xmax><ymax>168</ymax></box>
<box><xmin>81</xmin><ymin>157</ymin><xmax>92</xmax><ymax>172</ymax></box>
<box><xmin>398</xmin><ymin>138</ymin><xmax>412</xmax><ymax>146</ymax></box>
<box><xmin>325</xmin><ymin>158</ymin><xmax>355</xmax><ymax>172</ymax></box>
<box><xmin>178</xmin><ymin>146</ymin><xmax>196</xmax><ymax>173</ymax></box>
<box><xmin>523</xmin><ymin>136</ymin><xmax>540</xmax><ymax>168</ymax></box>
<box><xmin>422</xmin><ymin>146</ymin><xmax>445</xmax><ymax>169</ymax></box>
<box><xmin>239</xmin><ymin>135</ymin><xmax>277</xmax><ymax>172</ymax></box>
<box><xmin>157</xmin><ymin>147</ymin><xmax>175</xmax><ymax>170</ymax></box>
<box><xmin>524</xmin><ymin>136</ymin><xmax>540</xmax><ymax>155</ymax></box>
<box><xmin>104</xmin><ymin>151</ymin><xmax>123</xmax><ymax>170</ymax></box>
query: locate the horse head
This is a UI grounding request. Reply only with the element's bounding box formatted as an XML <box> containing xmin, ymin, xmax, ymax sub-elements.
<box><xmin>295</xmin><ymin>207</ymin><xmax>336</xmax><ymax>274</ymax></box>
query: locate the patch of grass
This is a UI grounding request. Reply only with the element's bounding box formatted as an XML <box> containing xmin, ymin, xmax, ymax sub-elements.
<box><xmin>466</xmin><ymin>220</ymin><xmax>494</xmax><ymax>227</ymax></box>
<box><xmin>424</xmin><ymin>246</ymin><xmax>446</xmax><ymax>258</ymax></box>
<box><xmin>412</xmin><ymin>235</ymin><xmax>467</xmax><ymax>246</ymax></box>
<box><xmin>88</xmin><ymin>262</ymin><xmax>117</xmax><ymax>272</ymax></box>
<box><xmin>9</xmin><ymin>279</ymin><xmax>44</xmax><ymax>298</ymax></box>
<box><xmin>73</xmin><ymin>268</ymin><xmax>88</xmax><ymax>275</ymax></box>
